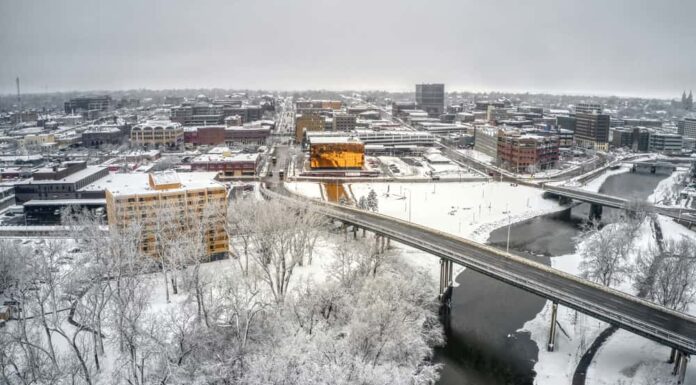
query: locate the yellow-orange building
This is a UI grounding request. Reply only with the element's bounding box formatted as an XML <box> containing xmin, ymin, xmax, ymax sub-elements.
<box><xmin>103</xmin><ymin>171</ymin><xmax>228</xmax><ymax>258</ymax></box>
<box><xmin>295</xmin><ymin>113</ymin><xmax>325</xmax><ymax>142</ymax></box>
<box><xmin>309</xmin><ymin>136</ymin><xmax>365</xmax><ymax>169</ymax></box>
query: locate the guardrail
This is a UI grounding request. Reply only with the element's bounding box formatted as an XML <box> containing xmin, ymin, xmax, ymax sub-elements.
<box><xmin>261</xmin><ymin>184</ymin><xmax>696</xmax><ymax>354</ymax></box>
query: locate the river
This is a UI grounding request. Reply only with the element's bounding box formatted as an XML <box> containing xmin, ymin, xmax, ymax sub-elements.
<box><xmin>435</xmin><ymin>170</ymin><xmax>669</xmax><ymax>385</ymax></box>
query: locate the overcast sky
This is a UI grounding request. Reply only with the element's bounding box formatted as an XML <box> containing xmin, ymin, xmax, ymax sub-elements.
<box><xmin>1</xmin><ymin>0</ymin><xmax>694</xmax><ymax>98</ymax></box>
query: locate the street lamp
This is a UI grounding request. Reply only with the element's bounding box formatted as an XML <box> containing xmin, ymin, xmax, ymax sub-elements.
<box><xmin>505</xmin><ymin>202</ymin><xmax>511</xmax><ymax>253</ymax></box>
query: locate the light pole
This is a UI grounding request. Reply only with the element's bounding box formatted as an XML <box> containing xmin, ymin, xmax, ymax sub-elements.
<box><xmin>505</xmin><ymin>204</ymin><xmax>512</xmax><ymax>253</ymax></box>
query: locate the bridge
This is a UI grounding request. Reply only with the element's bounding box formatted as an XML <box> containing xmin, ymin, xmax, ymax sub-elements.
<box><xmin>543</xmin><ymin>185</ymin><xmax>696</xmax><ymax>225</ymax></box>
<box><xmin>262</xmin><ymin>184</ymin><xmax>696</xmax><ymax>383</ymax></box>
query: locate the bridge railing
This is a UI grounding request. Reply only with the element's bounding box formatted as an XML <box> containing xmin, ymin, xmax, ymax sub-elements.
<box><xmin>261</xmin><ymin>184</ymin><xmax>696</xmax><ymax>353</ymax></box>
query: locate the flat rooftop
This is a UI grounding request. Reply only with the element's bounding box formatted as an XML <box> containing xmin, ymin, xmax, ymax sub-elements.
<box><xmin>308</xmin><ymin>136</ymin><xmax>363</xmax><ymax>145</ymax></box>
<box><xmin>87</xmin><ymin>172</ymin><xmax>223</xmax><ymax>196</ymax></box>
<box><xmin>191</xmin><ymin>153</ymin><xmax>261</xmax><ymax>163</ymax></box>
<box><xmin>18</xmin><ymin>166</ymin><xmax>107</xmax><ymax>185</ymax></box>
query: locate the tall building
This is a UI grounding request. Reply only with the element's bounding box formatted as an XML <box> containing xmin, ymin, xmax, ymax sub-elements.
<box><xmin>680</xmin><ymin>117</ymin><xmax>696</xmax><ymax>140</ymax></box>
<box><xmin>575</xmin><ymin>103</ymin><xmax>610</xmax><ymax>151</ymax></box>
<box><xmin>649</xmin><ymin>132</ymin><xmax>683</xmax><ymax>154</ymax></box>
<box><xmin>104</xmin><ymin>171</ymin><xmax>228</xmax><ymax>259</ymax></box>
<box><xmin>333</xmin><ymin>114</ymin><xmax>357</xmax><ymax>131</ymax></box>
<box><xmin>295</xmin><ymin>113</ymin><xmax>325</xmax><ymax>143</ymax></box>
<box><xmin>415</xmin><ymin>84</ymin><xmax>445</xmax><ymax>117</ymax></box>
<box><xmin>682</xmin><ymin>90</ymin><xmax>693</xmax><ymax>111</ymax></box>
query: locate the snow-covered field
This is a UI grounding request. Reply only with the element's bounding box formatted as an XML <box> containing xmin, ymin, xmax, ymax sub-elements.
<box><xmin>288</xmin><ymin>180</ymin><xmax>563</xmax><ymax>289</ymax></box>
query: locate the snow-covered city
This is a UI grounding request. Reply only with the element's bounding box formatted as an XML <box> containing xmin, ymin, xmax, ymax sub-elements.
<box><xmin>2</xmin><ymin>1</ymin><xmax>696</xmax><ymax>384</ymax></box>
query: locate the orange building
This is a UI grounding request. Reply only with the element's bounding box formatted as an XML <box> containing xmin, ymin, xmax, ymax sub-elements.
<box><xmin>309</xmin><ymin>136</ymin><xmax>364</xmax><ymax>169</ymax></box>
<box><xmin>103</xmin><ymin>171</ymin><xmax>228</xmax><ymax>258</ymax></box>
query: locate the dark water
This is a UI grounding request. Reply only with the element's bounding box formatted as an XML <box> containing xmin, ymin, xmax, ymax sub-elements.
<box><xmin>435</xmin><ymin>171</ymin><xmax>668</xmax><ymax>385</ymax></box>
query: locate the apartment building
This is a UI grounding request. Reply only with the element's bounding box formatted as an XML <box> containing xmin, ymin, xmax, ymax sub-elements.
<box><xmin>104</xmin><ymin>171</ymin><xmax>228</xmax><ymax>259</ymax></box>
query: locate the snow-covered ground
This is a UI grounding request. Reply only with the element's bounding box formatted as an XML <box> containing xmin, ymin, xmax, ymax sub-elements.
<box><xmin>524</xmin><ymin>168</ymin><xmax>696</xmax><ymax>385</ymax></box>
<box><xmin>288</xmin><ymin>180</ymin><xmax>563</xmax><ymax>286</ymax></box>
<box><xmin>288</xmin><ymin>169</ymin><xmax>696</xmax><ymax>385</ymax></box>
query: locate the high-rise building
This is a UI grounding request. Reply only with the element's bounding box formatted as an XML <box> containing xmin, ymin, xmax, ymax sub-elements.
<box><xmin>415</xmin><ymin>84</ymin><xmax>445</xmax><ymax>117</ymax></box>
<box><xmin>574</xmin><ymin>103</ymin><xmax>610</xmax><ymax>151</ymax></box>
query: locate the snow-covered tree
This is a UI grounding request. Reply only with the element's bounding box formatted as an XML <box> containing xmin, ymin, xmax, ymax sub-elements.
<box><xmin>577</xmin><ymin>220</ymin><xmax>632</xmax><ymax>287</ymax></box>
<box><xmin>366</xmin><ymin>189</ymin><xmax>379</xmax><ymax>212</ymax></box>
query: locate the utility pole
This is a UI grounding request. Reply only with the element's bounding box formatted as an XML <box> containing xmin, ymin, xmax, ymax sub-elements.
<box><xmin>16</xmin><ymin>77</ymin><xmax>22</xmax><ymax>123</ymax></box>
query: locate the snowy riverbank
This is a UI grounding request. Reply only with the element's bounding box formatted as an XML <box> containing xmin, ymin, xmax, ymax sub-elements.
<box><xmin>523</xmin><ymin>167</ymin><xmax>696</xmax><ymax>385</ymax></box>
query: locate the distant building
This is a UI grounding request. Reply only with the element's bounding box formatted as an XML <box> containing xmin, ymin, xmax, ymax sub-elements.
<box><xmin>391</xmin><ymin>101</ymin><xmax>417</xmax><ymax>118</ymax></box>
<box><xmin>64</xmin><ymin>96</ymin><xmax>113</xmax><ymax>114</ymax></box>
<box><xmin>497</xmin><ymin>130</ymin><xmax>559</xmax><ymax>173</ymax></box>
<box><xmin>295</xmin><ymin>113</ymin><xmax>325</xmax><ymax>143</ymax></box>
<box><xmin>473</xmin><ymin>125</ymin><xmax>499</xmax><ymax>159</ymax></box>
<box><xmin>558</xmin><ymin>129</ymin><xmax>574</xmax><ymax>149</ymax></box>
<box><xmin>130</xmin><ymin>121</ymin><xmax>184</xmax><ymax>149</ymax></box>
<box><xmin>13</xmin><ymin>161</ymin><xmax>109</xmax><ymax>203</ymax></box>
<box><xmin>190</xmin><ymin>151</ymin><xmax>261</xmax><ymax>177</ymax></box>
<box><xmin>333</xmin><ymin>114</ymin><xmax>357</xmax><ymax>131</ymax></box>
<box><xmin>183</xmin><ymin>126</ymin><xmax>226</xmax><ymax>146</ymax></box>
<box><xmin>224</xmin><ymin>126</ymin><xmax>270</xmax><ymax>146</ymax></box>
<box><xmin>415</xmin><ymin>83</ymin><xmax>445</xmax><ymax>117</ymax></box>
<box><xmin>575</xmin><ymin>103</ymin><xmax>610</xmax><ymax>151</ymax></box>
<box><xmin>82</xmin><ymin>125</ymin><xmax>125</xmax><ymax>147</ymax></box>
<box><xmin>556</xmin><ymin>115</ymin><xmax>577</xmax><ymax>132</ymax></box>
<box><xmin>104</xmin><ymin>171</ymin><xmax>228</xmax><ymax>258</ymax></box>
<box><xmin>649</xmin><ymin>132</ymin><xmax>683</xmax><ymax>154</ymax></box>
<box><xmin>679</xmin><ymin>117</ymin><xmax>696</xmax><ymax>140</ymax></box>
<box><xmin>308</xmin><ymin>136</ymin><xmax>364</xmax><ymax>169</ymax></box>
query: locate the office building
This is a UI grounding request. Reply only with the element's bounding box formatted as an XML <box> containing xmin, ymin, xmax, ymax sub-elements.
<box><xmin>415</xmin><ymin>83</ymin><xmax>445</xmax><ymax>117</ymax></box>
<box><xmin>575</xmin><ymin>103</ymin><xmax>610</xmax><ymax>151</ymax></box>
<box><xmin>104</xmin><ymin>171</ymin><xmax>228</xmax><ymax>258</ymax></box>
<box><xmin>183</xmin><ymin>126</ymin><xmax>226</xmax><ymax>147</ymax></box>
<box><xmin>333</xmin><ymin>114</ymin><xmax>357</xmax><ymax>131</ymax></box>
<box><xmin>473</xmin><ymin>125</ymin><xmax>499</xmax><ymax>159</ymax></box>
<box><xmin>295</xmin><ymin>113</ymin><xmax>325</xmax><ymax>142</ymax></box>
<box><xmin>497</xmin><ymin>130</ymin><xmax>560</xmax><ymax>173</ymax></box>
<box><xmin>649</xmin><ymin>132</ymin><xmax>683</xmax><ymax>154</ymax></box>
<box><xmin>679</xmin><ymin>117</ymin><xmax>696</xmax><ymax>140</ymax></box>
<box><xmin>13</xmin><ymin>161</ymin><xmax>109</xmax><ymax>203</ymax></box>
<box><xmin>130</xmin><ymin>121</ymin><xmax>184</xmax><ymax>149</ymax></box>
<box><xmin>64</xmin><ymin>96</ymin><xmax>113</xmax><ymax>114</ymax></box>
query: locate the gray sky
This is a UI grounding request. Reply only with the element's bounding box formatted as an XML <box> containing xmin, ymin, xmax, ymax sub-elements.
<box><xmin>1</xmin><ymin>0</ymin><xmax>694</xmax><ymax>98</ymax></box>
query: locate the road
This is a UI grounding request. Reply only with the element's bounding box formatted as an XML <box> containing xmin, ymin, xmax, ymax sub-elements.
<box><xmin>262</xmin><ymin>184</ymin><xmax>696</xmax><ymax>355</ymax></box>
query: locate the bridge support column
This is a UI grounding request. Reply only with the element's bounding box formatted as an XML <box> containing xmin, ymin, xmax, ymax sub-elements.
<box><xmin>673</xmin><ymin>351</ymin><xmax>682</xmax><ymax>375</ymax></box>
<box><xmin>439</xmin><ymin>259</ymin><xmax>454</xmax><ymax>312</ymax></box>
<box><xmin>362</xmin><ymin>228</ymin><xmax>366</xmax><ymax>238</ymax></box>
<box><xmin>353</xmin><ymin>226</ymin><xmax>357</xmax><ymax>239</ymax></box>
<box><xmin>669</xmin><ymin>348</ymin><xmax>677</xmax><ymax>364</ymax></box>
<box><xmin>677</xmin><ymin>354</ymin><xmax>689</xmax><ymax>384</ymax></box>
<box><xmin>547</xmin><ymin>302</ymin><xmax>558</xmax><ymax>352</ymax></box>
<box><xmin>589</xmin><ymin>203</ymin><xmax>603</xmax><ymax>221</ymax></box>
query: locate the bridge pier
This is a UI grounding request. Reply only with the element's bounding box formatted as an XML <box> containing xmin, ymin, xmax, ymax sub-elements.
<box><xmin>547</xmin><ymin>302</ymin><xmax>558</xmax><ymax>352</ymax></box>
<box><xmin>677</xmin><ymin>353</ymin><xmax>689</xmax><ymax>384</ymax></box>
<box><xmin>669</xmin><ymin>348</ymin><xmax>677</xmax><ymax>364</ymax></box>
<box><xmin>439</xmin><ymin>258</ymin><xmax>454</xmax><ymax>312</ymax></box>
<box><xmin>353</xmin><ymin>226</ymin><xmax>357</xmax><ymax>239</ymax></box>
<box><xmin>589</xmin><ymin>203</ymin><xmax>603</xmax><ymax>221</ymax></box>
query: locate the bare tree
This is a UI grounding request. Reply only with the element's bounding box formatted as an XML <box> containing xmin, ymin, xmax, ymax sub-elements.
<box><xmin>634</xmin><ymin>238</ymin><xmax>696</xmax><ymax>311</ymax></box>
<box><xmin>577</xmin><ymin>220</ymin><xmax>632</xmax><ymax>287</ymax></box>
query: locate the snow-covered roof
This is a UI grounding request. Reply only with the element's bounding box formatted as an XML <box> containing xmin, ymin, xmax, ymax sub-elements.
<box><xmin>99</xmin><ymin>172</ymin><xmax>223</xmax><ymax>196</ymax></box>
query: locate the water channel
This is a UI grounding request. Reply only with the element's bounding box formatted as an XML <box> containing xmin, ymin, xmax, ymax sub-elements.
<box><xmin>435</xmin><ymin>170</ymin><xmax>669</xmax><ymax>385</ymax></box>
